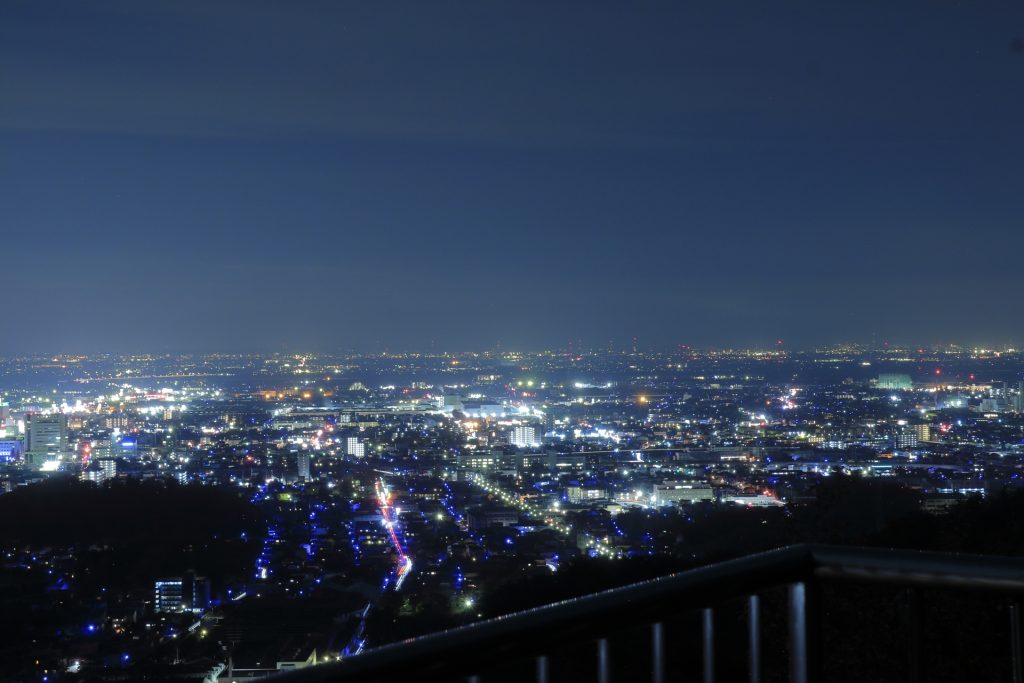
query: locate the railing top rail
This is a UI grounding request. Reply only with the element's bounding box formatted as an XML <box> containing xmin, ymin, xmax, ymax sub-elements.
<box><xmin>810</xmin><ymin>545</ymin><xmax>1024</xmax><ymax>592</ymax></box>
<box><xmin>271</xmin><ymin>544</ymin><xmax>813</xmax><ymax>682</ymax></box>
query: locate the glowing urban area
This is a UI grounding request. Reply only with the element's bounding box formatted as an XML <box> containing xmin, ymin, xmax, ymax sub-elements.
<box><xmin>3</xmin><ymin>346</ymin><xmax>1024</xmax><ymax>681</ymax></box>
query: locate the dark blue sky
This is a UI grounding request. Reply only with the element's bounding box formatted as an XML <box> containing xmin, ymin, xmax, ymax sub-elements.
<box><xmin>3</xmin><ymin>1</ymin><xmax>1023</xmax><ymax>353</ymax></box>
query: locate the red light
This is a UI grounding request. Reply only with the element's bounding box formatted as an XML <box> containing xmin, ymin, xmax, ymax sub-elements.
<box><xmin>935</xmin><ymin>368</ymin><xmax>941</xmax><ymax>375</ymax></box>
<box><xmin>969</xmin><ymin>374</ymin><xmax>975</xmax><ymax>381</ymax></box>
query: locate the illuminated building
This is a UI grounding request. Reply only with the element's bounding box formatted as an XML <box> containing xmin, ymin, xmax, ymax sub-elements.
<box><xmin>652</xmin><ymin>481</ymin><xmax>715</xmax><ymax>506</ymax></box>
<box><xmin>436</xmin><ymin>394</ymin><xmax>464</xmax><ymax>412</ymax></box>
<box><xmin>455</xmin><ymin>451</ymin><xmax>498</xmax><ymax>471</ymax></box>
<box><xmin>297</xmin><ymin>451</ymin><xmax>311</xmax><ymax>480</ymax></box>
<box><xmin>545</xmin><ymin>451</ymin><xmax>586</xmax><ymax>472</ymax></box>
<box><xmin>0</xmin><ymin>439</ymin><xmax>23</xmax><ymax>463</ymax></box>
<box><xmin>104</xmin><ymin>414</ymin><xmax>132</xmax><ymax>430</ymax></box>
<box><xmin>113</xmin><ymin>434</ymin><xmax>137</xmax><ymax>458</ymax></box>
<box><xmin>721</xmin><ymin>493</ymin><xmax>784</xmax><ymax>507</ymax></box>
<box><xmin>567</xmin><ymin>485</ymin><xmax>606</xmax><ymax>503</ymax></box>
<box><xmin>877</xmin><ymin>374</ymin><xmax>913</xmax><ymax>390</ymax></box>
<box><xmin>509</xmin><ymin>425</ymin><xmax>538</xmax><ymax>448</ymax></box>
<box><xmin>154</xmin><ymin>579</ymin><xmax>184</xmax><ymax>613</ymax></box>
<box><xmin>25</xmin><ymin>413</ymin><xmax>67</xmax><ymax>465</ymax></box>
<box><xmin>81</xmin><ymin>458</ymin><xmax>117</xmax><ymax>483</ymax></box>
<box><xmin>100</xmin><ymin>457</ymin><xmax>117</xmax><ymax>480</ymax></box>
<box><xmin>154</xmin><ymin>573</ymin><xmax>211</xmax><ymax>614</ymax></box>
<box><xmin>346</xmin><ymin>437</ymin><xmax>365</xmax><ymax>458</ymax></box>
<box><xmin>914</xmin><ymin>424</ymin><xmax>931</xmax><ymax>443</ymax></box>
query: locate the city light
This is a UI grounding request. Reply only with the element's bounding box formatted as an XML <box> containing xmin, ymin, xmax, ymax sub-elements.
<box><xmin>1</xmin><ymin>344</ymin><xmax>1021</xmax><ymax>678</ymax></box>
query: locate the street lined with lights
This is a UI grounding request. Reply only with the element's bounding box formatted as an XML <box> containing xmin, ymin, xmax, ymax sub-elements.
<box><xmin>467</xmin><ymin>473</ymin><xmax>621</xmax><ymax>559</ymax></box>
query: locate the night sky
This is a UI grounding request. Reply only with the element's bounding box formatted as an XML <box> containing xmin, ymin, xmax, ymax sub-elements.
<box><xmin>3</xmin><ymin>1</ymin><xmax>1023</xmax><ymax>353</ymax></box>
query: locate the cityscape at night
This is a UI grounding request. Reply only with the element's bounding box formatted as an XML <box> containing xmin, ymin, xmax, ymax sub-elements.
<box><xmin>3</xmin><ymin>347</ymin><xmax>1024</xmax><ymax>680</ymax></box>
<box><xmin>4</xmin><ymin>0</ymin><xmax>1024</xmax><ymax>681</ymax></box>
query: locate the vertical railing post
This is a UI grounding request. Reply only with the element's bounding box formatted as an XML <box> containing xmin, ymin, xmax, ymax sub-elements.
<box><xmin>597</xmin><ymin>637</ymin><xmax>610</xmax><ymax>683</ymax></box>
<box><xmin>906</xmin><ymin>588</ymin><xmax>923</xmax><ymax>683</ymax></box>
<box><xmin>536</xmin><ymin>655</ymin><xmax>549</xmax><ymax>683</ymax></box>
<box><xmin>788</xmin><ymin>583</ymin><xmax>807</xmax><ymax>683</ymax></box>
<box><xmin>651</xmin><ymin>622</ymin><xmax>664</xmax><ymax>683</ymax></box>
<box><xmin>702</xmin><ymin>607</ymin><xmax>715</xmax><ymax>683</ymax></box>
<box><xmin>748</xmin><ymin>595</ymin><xmax>761</xmax><ymax>683</ymax></box>
<box><xmin>807</xmin><ymin>582</ymin><xmax>822</xmax><ymax>682</ymax></box>
<box><xmin>1011</xmin><ymin>601</ymin><xmax>1023</xmax><ymax>683</ymax></box>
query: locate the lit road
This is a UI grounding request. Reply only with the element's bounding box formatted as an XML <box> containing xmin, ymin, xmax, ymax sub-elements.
<box><xmin>376</xmin><ymin>478</ymin><xmax>413</xmax><ymax>589</ymax></box>
<box><xmin>466</xmin><ymin>473</ymin><xmax>621</xmax><ymax>559</ymax></box>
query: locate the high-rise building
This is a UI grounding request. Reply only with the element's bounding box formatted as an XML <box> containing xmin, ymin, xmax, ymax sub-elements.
<box><xmin>895</xmin><ymin>430</ymin><xmax>918</xmax><ymax>449</ymax></box>
<box><xmin>25</xmin><ymin>413</ymin><xmax>67</xmax><ymax>465</ymax></box>
<box><xmin>346</xmin><ymin>437</ymin><xmax>365</xmax><ymax>458</ymax></box>
<box><xmin>509</xmin><ymin>425</ymin><xmax>538</xmax><ymax>448</ymax></box>
<box><xmin>913</xmin><ymin>424</ymin><xmax>932</xmax><ymax>443</ymax></box>
<box><xmin>979</xmin><ymin>397</ymin><xmax>1005</xmax><ymax>413</ymax></box>
<box><xmin>297</xmin><ymin>451</ymin><xmax>311</xmax><ymax>480</ymax></box>
<box><xmin>154</xmin><ymin>579</ymin><xmax>184</xmax><ymax>613</ymax></box>
<box><xmin>80</xmin><ymin>458</ymin><xmax>117</xmax><ymax>484</ymax></box>
<box><xmin>104</xmin><ymin>414</ymin><xmax>131</xmax><ymax>430</ymax></box>
<box><xmin>99</xmin><ymin>457</ymin><xmax>117</xmax><ymax>480</ymax></box>
<box><xmin>154</xmin><ymin>573</ymin><xmax>211</xmax><ymax>614</ymax></box>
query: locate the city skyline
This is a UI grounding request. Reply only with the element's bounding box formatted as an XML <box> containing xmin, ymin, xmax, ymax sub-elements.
<box><xmin>3</xmin><ymin>337</ymin><xmax>1024</xmax><ymax>357</ymax></box>
<box><xmin>3</xmin><ymin>329</ymin><xmax>1024</xmax><ymax>679</ymax></box>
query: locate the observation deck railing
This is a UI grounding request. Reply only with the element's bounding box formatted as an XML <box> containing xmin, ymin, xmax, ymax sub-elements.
<box><xmin>273</xmin><ymin>544</ymin><xmax>1024</xmax><ymax>683</ymax></box>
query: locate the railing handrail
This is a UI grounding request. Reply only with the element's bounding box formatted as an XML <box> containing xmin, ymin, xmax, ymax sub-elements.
<box><xmin>810</xmin><ymin>545</ymin><xmax>1024</xmax><ymax>592</ymax></box>
<box><xmin>270</xmin><ymin>544</ymin><xmax>1024</xmax><ymax>682</ymax></box>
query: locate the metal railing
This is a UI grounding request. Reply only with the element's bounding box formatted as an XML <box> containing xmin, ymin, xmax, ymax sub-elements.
<box><xmin>272</xmin><ymin>544</ymin><xmax>1024</xmax><ymax>683</ymax></box>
